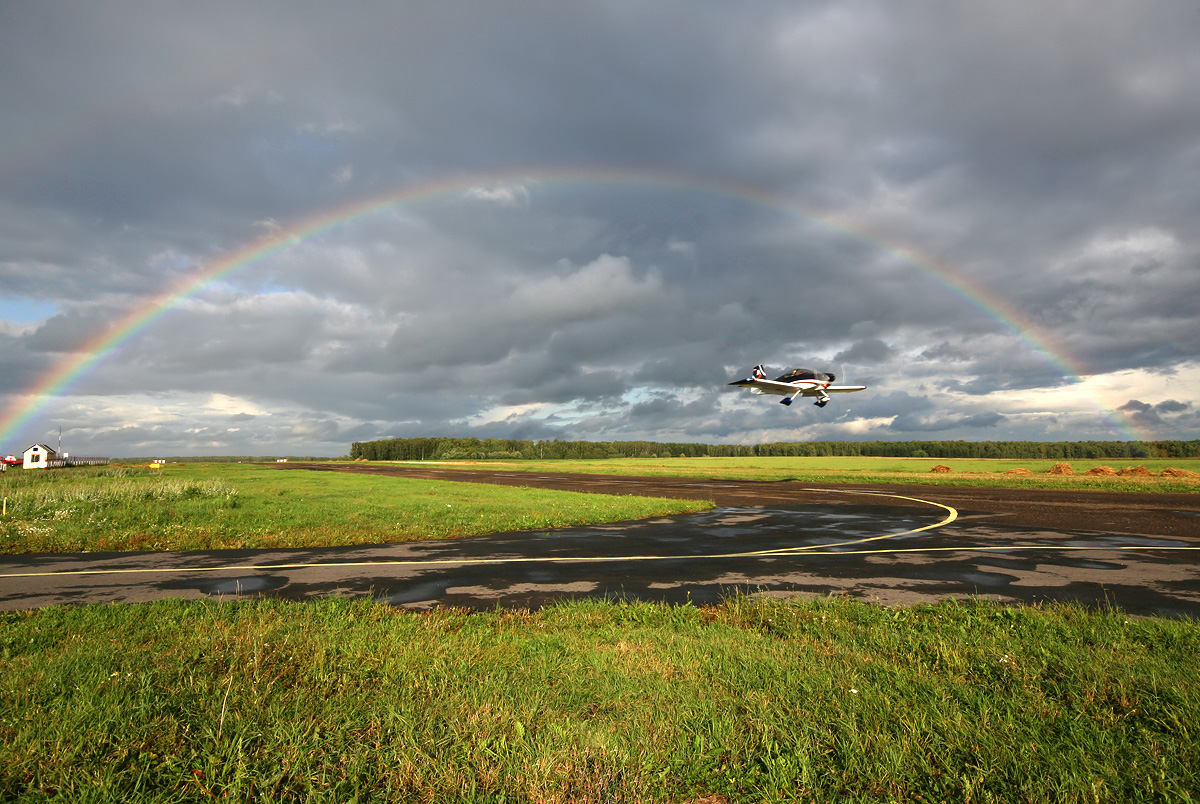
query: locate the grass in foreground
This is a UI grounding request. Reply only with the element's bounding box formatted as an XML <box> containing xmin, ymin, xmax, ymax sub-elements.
<box><xmin>1</xmin><ymin>595</ymin><xmax>1196</xmax><ymax>802</ymax></box>
<box><xmin>385</xmin><ymin>456</ymin><xmax>1200</xmax><ymax>492</ymax></box>
<box><xmin>0</xmin><ymin>464</ymin><xmax>710</xmax><ymax>554</ymax></box>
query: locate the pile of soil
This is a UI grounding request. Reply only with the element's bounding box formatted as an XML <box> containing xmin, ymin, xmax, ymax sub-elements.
<box><xmin>1160</xmin><ymin>467</ymin><xmax>1200</xmax><ymax>478</ymax></box>
<box><xmin>1084</xmin><ymin>466</ymin><xmax>1118</xmax><ymax>476</ymax></box>
<box><xmin>1006</xmin><ymin>468</ymin><xmax>1034</xmax><ymax>475</ymax></box>
<box><xmin>929</xmin><ymin>464</ymin><xmax>952</xmax><ymax>473</ymax></box>
<box><xmin>1047</xmin><ymin>462</ymin><xmax>1075</xmax><ymax>475</ymax></box>
<box><xmin>1118</xmin><ymin>465</ymin><xmax>1154</xmax><ymax>476</ymax></box>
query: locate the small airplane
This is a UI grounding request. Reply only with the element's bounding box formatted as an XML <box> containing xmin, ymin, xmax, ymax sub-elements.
<box><xmin>728</xmin><ymin>365</ymin><xmax>867</xmax><ymax>408</ymax></box>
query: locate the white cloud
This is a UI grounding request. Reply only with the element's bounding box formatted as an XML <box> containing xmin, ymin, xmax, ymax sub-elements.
<box><xmin>1078</xmin><ymin>227</ymin><xmax>1180</xmax><ymax>262</ymax></box>
<box><xmin>213</xmin><ymin>82</ymin><xmax>281</xmax><ymax>107</ymax></box>
<box><xmin>666</xmin><ymin>238</ymin><xmax>696</xmax><ymax>258</ymax></box>
<box><xmin>299</xmin><ymin>118</ymin><xmax>362</xmax><ymax>136</ymax></box>
<box><xmin>508</xmin><ymin>255</ymin><xmax>663</xmax><ymax>322</ymax></box>
<box><xmin>462</xmin><ymin>185</ymin><xmax>530</xmax><ymax>208</ymax></box>
<box><xmin>206</xmin><ymin>393</ymin><xmax>268</xmax><ymax>417</ymax></box>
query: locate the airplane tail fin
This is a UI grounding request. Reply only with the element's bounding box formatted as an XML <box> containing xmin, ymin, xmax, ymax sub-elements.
<box><xmin>752</xmin><ymin>364</ymin><xmax>766</xmax><ymax>379</ymax></box>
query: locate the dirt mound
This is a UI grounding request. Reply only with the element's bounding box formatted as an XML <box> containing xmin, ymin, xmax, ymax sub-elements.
<box><xmin>1160</xmin><ymin>467</ymin><xmax>1200</xmax><ymax>478</ymax></box>
<box><xmin>1047</xmin><ymin>462</ymin><xmax>1075</xmax><ymax>475</ymax></box>
<box><xmin>1118</xmin><ymin>465</ymin><xmax>1154</xmax><ymax>476</ymax></box>
<box><xmin>1084</xmin><ymin>466</ymin><xmax>1118</xmax><ymax>476</ymax></box>
<box><xmin>929</xmin><ymin>464</ymin><xmax>952</xmax><ymax>473</ymax></box>
<box><xmin>1006</xmin><ymin>468</ymin><xmax>1034</xmax><ymax>475</ymax></box>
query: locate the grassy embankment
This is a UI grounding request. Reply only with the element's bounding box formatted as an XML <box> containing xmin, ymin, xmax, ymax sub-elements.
<box><xmin>2</xmin><ymin>595</ymin><xmax>1196</xmax><ymax>802</ymax></box>
<box><xmin>0</xmin><ymin>463</ymin><xmax>710</xmax><ymax>554</ymax></box>
<box><xmin>389</xmin><ymin>455</ymin><xmax>1200</xmax><ymax>492</ymax></box>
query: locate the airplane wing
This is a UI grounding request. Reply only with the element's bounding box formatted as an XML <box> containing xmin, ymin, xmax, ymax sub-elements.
<box><xmin>728</xmin><ymin>379</ymin><xmax>867</xmax><ymax>396</ymax></box>
<box><xmin>729</xmin><ymin>371</ymin><xmax>867</xmax><ymax>408</ymax></box>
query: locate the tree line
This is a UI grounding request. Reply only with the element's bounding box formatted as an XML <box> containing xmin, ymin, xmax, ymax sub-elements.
<box><xmin>350</xmin><ymin>437</ymin><xmax>1200</xmax><ymax>461</ymax></box>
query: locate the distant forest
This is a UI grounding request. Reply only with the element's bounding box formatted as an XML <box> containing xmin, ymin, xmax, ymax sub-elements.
<box><xmin>350</xmin><ymin>437</ymin><xmax>1200</xmax><ymax>461</ymax></box>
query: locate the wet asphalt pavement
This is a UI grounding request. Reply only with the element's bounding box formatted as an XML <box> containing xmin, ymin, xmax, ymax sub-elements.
<box><xmin>2</xmin><ymin>466</ymin><xmax>1198</xmax><ymax>617</ymax></box>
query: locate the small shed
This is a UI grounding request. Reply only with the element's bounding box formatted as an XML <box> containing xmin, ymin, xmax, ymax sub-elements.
<box><xmin>23</xmin><ymin>444</ymin><xmax>57</xmax><ymax>469</ymax></box>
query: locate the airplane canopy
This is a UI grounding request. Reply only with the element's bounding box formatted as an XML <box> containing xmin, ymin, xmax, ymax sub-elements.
<box><xmin>775</xmin><ymin>368</ymin><xmax>834</xmax><ymax>383</ymax></box>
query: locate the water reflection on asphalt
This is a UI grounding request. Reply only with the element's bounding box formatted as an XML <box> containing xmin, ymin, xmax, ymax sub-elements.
<box><xmin>2</xmin><ymin>501</ymin><xmax>1197</xmax><ymax>618</ymax></box>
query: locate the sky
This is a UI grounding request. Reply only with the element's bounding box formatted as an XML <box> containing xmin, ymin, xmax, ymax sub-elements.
<box><xmin>2</xmin><ymin>0</ymin><xmax>1198</xmax><ymax>457</ymax></box>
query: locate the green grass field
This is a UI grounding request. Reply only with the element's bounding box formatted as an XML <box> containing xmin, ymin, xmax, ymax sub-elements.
<box><xmin>2</xmin><ymin>595</ymin><xmax>1196</xmax><ymax>803</ymax></box>
<box><xmin>0</xmin><ymin>463</ymin><xmax>710</xmax><ymax>554</ymax></box>
<box><xmin>3</xmin><ymin>458</ymin><xmax>1198</xmax><ymax>801</ymax></box>
<box><xmin>388</xmin><ymin>455</ymin><xmax>1200</xmax><ymax>492</ymax></box>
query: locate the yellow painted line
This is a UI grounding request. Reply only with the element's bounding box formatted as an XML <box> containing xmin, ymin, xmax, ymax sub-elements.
<box><xmin>0</xmin><ymin>554</ymin><xmax>707</xmax><ymax>579</ymax></box>
<box><xmin>0</xmin><ymin>488</ymin><xmax>1190</xmax><ymax>582</ymax></box>
<box><xmin>788</xmin><ymin>489</ymin><xmax>958</xmax><ymax>550</ymax></box>
<box><xmin>0</xmin><ymin>489</ymin><xmax>954</xmax><ymax>579</ymax></box>
<box><xmin>783</xmin><ymin>544</ymin><xmax>1200</xmax><ymax>557</ymax></box>
<box><xmin>4</xmin><ymin>543</ymin><xmax>1196</xmax><ymax>580</ymax></box>
<box><xmin>686</xmin><ymin>489</ymin><xmax>958</xmax><ymax>559</ymax></box>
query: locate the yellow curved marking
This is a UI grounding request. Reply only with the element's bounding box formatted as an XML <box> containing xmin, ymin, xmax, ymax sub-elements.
<box><xmin>762</xmin><ymin>489</ymin><xmax>958</xmax><ymax>554</ymax></box>
<box><xmin>3</xmin><ymin>544</ymin><xmax>1198</xmax><ymax>580</ymax></box>
<box><xmin>0</xmin><ymin>489</ymin><xmax>956</xmax><ymax>579</ymax></box>
<box><xmin>814</xmin><ymin>544</ymin><xmax>1200</xmax><ymax>557</ymax></box>
<box><xmin>0</xmin><ymin>488</ymin><xmax>1192</xmax><ymax>582</ymax></box>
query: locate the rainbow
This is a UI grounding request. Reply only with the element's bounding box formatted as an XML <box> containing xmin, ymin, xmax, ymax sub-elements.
<box><xmin>0</xmin><ymin>167</ymin><xmax>1152</xmax><ymax>448</ymax></box>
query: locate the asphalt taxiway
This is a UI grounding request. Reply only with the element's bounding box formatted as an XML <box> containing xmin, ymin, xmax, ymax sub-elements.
<box><xmin>1</xmin><ymin>465</ymin><xmax>1197</xmax><ymax>616</ymax></box>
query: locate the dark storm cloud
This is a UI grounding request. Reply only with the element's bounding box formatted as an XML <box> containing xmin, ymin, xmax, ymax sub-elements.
<box><xmin>2</xmin><ymin>0</ymin><xmax>1198</xmax><ymax>455</ymax></box>
<box><xmin>1118</xmin><ymin>398</ymin><xmax>1192</xmax><ymax>430</ymax></box>
<box><xmin>833</xmin><ymin>338</ymin><xmax>895</xmax><ymax>367</ymax></box>
<box><xmin>1152</xmin><ymin>400</ymin><xmax>1190</xmax><ymax>414</ymax></box>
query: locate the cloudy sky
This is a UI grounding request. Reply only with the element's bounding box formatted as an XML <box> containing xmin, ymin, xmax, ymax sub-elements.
<box><xmin>2</xmin><ymin>1</ymin><xmax>1198</xmax><ymax>457</ymax></box>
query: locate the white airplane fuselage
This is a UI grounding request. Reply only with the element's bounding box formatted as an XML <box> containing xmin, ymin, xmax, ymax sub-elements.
<box><xmin>728</xmin><ymin>366</ymin><xmax>866</xmax><ymax>408</ymax></box>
